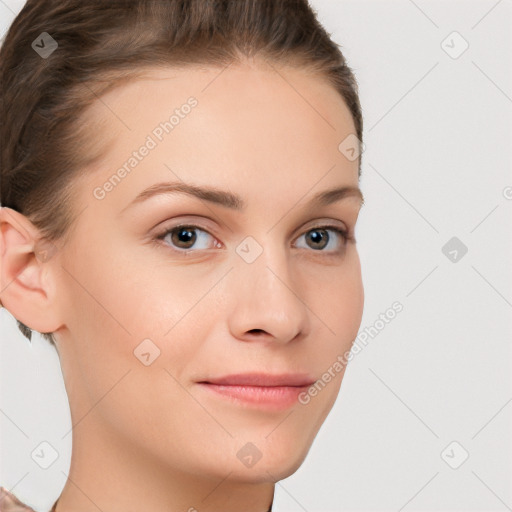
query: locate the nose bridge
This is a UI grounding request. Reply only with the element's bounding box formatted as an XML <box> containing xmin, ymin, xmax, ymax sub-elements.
<box><xmin>227</xmin><ymin>233</ymin><xmax>310</xmax><ymax>342</ymax></box>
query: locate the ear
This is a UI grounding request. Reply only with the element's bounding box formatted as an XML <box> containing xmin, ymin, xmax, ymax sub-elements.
<box><xmin>0</xmin><ymin>206</ymin><xmax>63</xmax><ymax>335</ymax></box>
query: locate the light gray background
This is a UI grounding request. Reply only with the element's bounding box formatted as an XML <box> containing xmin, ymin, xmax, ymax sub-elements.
<box><xmin>1</xmin><ymin>0</ymin><xmax>511</xmax><ymax>510</ymax></box>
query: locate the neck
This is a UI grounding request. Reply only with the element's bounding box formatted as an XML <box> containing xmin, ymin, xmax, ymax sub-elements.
<box><xmin>54</xmin><ymin>421</ymin><xmax>275</xmax><ymax>512</ymax></box>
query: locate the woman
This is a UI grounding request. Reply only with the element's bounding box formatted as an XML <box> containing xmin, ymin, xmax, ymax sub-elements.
<box><xmin>0</xmin><ymin>0</ymin><xmax>365</xmax><ymax>510</ymax></box>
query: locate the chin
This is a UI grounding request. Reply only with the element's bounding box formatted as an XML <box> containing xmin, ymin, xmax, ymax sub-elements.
<box><xmin>237</xmin><ymin>441</ymin><xmax>311</xmax><ymax>483</ymax></box>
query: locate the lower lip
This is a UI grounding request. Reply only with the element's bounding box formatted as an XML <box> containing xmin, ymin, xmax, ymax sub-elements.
<box><xmin>197</xmin><ymin>383</ymin><xmax>311</xmax><ymax>409</ymax></box>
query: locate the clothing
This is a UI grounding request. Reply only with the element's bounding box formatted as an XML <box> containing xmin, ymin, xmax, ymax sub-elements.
<box><xmin>0</xmin><ymin>487</ymin><xmax>58</xmax><ymax>512</ymax></box>
<box><xmin>0</xmin><ymin>486</ymin><xmax>271</xmax><ymax>511</ymax></box>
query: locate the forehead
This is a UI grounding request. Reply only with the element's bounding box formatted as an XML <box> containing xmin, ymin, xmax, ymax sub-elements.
<box><xmin>76</xmin><ymin>60</ymin><xmax>359</xmax><ymax>214</ymax></box>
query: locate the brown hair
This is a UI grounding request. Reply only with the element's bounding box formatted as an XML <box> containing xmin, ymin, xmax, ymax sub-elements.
<box><xmin>0</xmin><ymin>0</ymin><xmax>363</xmax><ymax>345</ymax></box>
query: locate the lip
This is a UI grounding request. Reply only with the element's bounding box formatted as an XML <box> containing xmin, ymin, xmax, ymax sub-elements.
<box><xmin>196</xmin><ymin>373</ymin><xmax>316</xmax><ymax>410</ymax></box>
<box><xmin>198</xmin><ymin>372</ymin><xmax>316</xmax><ymax>387</ymax></box>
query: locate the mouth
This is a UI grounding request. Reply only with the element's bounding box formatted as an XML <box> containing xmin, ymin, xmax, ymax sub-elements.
<box><xmin>196</xmin><ymin>373</ymin><xmax>316</xmax><ymax>409</ymax></box>
<box><xmin>198</xmin><ymin>372</ymin><xmax>316</xmax><ymax>387</ymax></box>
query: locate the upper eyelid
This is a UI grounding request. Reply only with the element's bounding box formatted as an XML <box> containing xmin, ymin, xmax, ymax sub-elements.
<box><xmin>155</xmin><ymin>218</ymin><xmax>350</xmax><ymax>238</ymax></box>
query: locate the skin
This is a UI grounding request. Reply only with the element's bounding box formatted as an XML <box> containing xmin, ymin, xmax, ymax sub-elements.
<box><xmin>0</xmin><ymin>57</ymin><xmax>364</xmax><ymax>512</ymax></box>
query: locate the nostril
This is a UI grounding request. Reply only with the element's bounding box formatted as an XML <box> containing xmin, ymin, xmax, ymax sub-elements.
<box><xmin>248</xmin><ymin>329</ymin><xmax>265</xmax><ymax>335</ymax></box>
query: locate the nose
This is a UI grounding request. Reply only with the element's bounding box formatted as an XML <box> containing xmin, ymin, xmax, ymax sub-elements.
<box><xmin>227</xmin><ymin>241</ymin><xmax>311</xmax><ymax>345</ymax></box>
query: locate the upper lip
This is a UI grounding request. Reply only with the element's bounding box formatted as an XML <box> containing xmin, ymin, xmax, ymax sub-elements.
<box><xmin>198</xmin><ymin>373</ymin><xmax>316</xmax><ymax>387</ymax></box>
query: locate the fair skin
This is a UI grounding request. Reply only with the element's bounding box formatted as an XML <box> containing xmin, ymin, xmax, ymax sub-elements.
<box><xmin>0</xmin><ymin>58</ymin><xmax>364</xmax><ymax>511</ymax></box>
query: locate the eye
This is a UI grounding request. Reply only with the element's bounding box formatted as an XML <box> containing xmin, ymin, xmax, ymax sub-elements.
<box><xmin>155</xmin><ymin>224</ymin><xmax>221</xmax><ymax>253</ymax></box>
<box><xmin>294</xmin><ymin>225</ymin><xmax>353</xmax><ymax>254</ymax></box>
<box><xmin>153</xmin><ymin>222</ymin><xmax>354</xmax><ymax>256</ymax></box>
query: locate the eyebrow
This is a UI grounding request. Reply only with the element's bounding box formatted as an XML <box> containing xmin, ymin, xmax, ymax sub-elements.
<box><xmin>120</xmin><ymin>181</ymin><xmax>364</xmax><ymax>215</ymax></box>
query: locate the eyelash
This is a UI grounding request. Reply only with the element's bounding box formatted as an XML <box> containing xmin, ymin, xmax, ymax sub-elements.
<box><xmin>153</xmin><ymin>222</ymin><xmax>356</xmax><ymax>257</ymax></box>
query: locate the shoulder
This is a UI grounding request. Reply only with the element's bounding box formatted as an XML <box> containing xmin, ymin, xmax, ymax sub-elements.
<box><xmin>0</xmin><ymin>486</ymin><xmax>37</xmax><ymax>511</ymax></box>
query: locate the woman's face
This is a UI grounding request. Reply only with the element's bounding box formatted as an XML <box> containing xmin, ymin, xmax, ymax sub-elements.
<box><xmin>51</xmin><ymin>59</ymin><xmax>364</xmax><ymax>485</ymax></box>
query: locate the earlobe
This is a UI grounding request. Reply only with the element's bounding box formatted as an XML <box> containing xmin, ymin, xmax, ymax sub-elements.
<box><xmin>0</xmin><ymin>206</ymin><xmax>62</xmax><ymax>334</ymax></box>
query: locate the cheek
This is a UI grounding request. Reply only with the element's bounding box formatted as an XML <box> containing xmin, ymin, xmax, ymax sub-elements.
<box><xmin>335</xmin><ymin>266</ymin><xmax>364</xmax><ymax>344</ymax></box>
<box><xmin>304</xmin><ymin>250</ymin><xmax>364</xmax><ymax>346</ymax></box>
<box><xmin>58</xmin><ymin>225</ymin><xmax>219</xmax><ymax>392</ymax></box>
